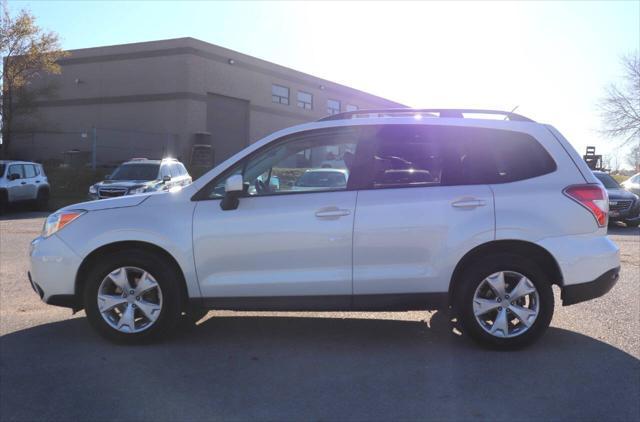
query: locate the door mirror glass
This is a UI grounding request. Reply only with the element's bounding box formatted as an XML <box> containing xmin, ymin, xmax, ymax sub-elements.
<box><xmin>162</xmin><ymin>175</ymin><xmax>172</xmax><ymax>183</ymax></box>
<box><xmin>224</xmin><ymin>174</ymin><xmax>244</xmax><ymax>193</ymax></box>
<box><xmin>9</xmin><ymin>173</ymin><xmax>21</xmax><ymax>181</ymax></box>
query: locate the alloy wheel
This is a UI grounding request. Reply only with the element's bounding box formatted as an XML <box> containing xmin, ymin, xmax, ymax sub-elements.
<box><xmin>472</xmin><ymin>271</ymin><xmax>540</xmax><ymax>338</ymax></box>
<box><xmin>97</xmin><ymin>266</ymin><xmax>163</xmax><ymax>333</ymax></box>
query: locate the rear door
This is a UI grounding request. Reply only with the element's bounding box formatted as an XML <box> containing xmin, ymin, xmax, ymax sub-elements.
<box><xmin>353</xmin><ymin>124</ymin><xmax>495</xmax><ymax>296</ymax></box>
<box><xmin>22</xmin><ymin>164</ymin><xmax>38</xmax><ymax>199</ymax></box>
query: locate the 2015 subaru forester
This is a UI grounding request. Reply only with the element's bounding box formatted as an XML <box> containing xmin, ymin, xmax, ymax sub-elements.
<box><xmin>28</xmin><ymin>109</ymin><xmax>620</xmax><ymax>349</ymax></box>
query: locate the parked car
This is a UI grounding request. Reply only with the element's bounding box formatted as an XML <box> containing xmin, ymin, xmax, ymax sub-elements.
<box><xmin>88</xmin><ymin>158</ymin><xmax>191</xmax><ymax>199</ymax></box>
<box><xmin>0</xmin><ymin>160</ymin><xmax>49</xmax><ymax>211</ymax></box>
<box><xmin>29</xmin><ymin>108</ymin><xmax>620</xmax><ymax>349</ymax></box>
<box><xmin>593</xmin><ymin>171</ymin><xmax>640</xmax><ymax>227</ymax></box>
<box><xmin>293</xmin><ymin>168</ymin><xmax>349</xmax><ymax>191</ymax></box>
<box><xmin>621</xmin><ymin>172</ymin><xmax>640</xmax><ymax>196</ymax></box>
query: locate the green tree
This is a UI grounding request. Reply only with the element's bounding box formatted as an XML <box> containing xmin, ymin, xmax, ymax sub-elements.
<box><xmin>1</xmin><ymin>1</ymin><xmax>67</xmax><ymax>156</ymax></box>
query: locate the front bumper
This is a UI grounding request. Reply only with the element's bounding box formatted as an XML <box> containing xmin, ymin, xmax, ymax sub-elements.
<box><xmin>29</xmin><ymin>234</ymin><xmax>81</xmax><ymax>306</ymax></box>
<box><xmin>609</xmin><ymin>200</ymin><xmax>640</xmax><ymax>221</ymax></box>
<box><xmin>561</xmin><ymin>267</ymin><xmax>620</xmax><ymax>306</ymax></box>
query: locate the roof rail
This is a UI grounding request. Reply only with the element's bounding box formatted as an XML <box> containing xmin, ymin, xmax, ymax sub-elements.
<box><xmin>318</xmin><ymin>108</ymin><xmax>535</xmax><ymax>122</ymax></box>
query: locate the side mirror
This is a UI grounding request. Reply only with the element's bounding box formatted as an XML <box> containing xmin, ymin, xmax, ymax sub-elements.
<box><xmin>104</xmin><ymin>173</ymin><xmax>111</xmax><ymax>180</ymax></box>
<box><xmin>220</xmin><ymin>174</ymin><xmax>244</xmax><ymax>211</ymax></box>
<box><xmin>8</xmin><ymin>173</ymin><xmax>21</xmax><ymax>181</ymax></box>
<box><xmin>162</xmin><ymin>175</ymin><xmax>171</xmax><ymax>183</ymax></box>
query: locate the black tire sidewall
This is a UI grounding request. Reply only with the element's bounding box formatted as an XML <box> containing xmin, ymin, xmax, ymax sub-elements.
<box><xmin>83</xmin><ymin>249</ymin><xmax>183</xmax><ymax>343</ymax></box>
<box><xmin>35</xmin><ymin>188</ymin><xmax>49</xmax><ymax>211</ymax></box>
<box><xmin>456</xmin><ymin>253</ymin><xmax>554</xmax><ymax>350</ymax></box>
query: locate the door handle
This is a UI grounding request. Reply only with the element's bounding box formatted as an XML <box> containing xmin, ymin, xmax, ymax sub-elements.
<box><xmin>315</xmin><ymin>207</ymin><xmax>351</xmax><ymax>218</ymax></box>
<box><xmin>20</xmin><ymin>181</ymin><xmax>26</xmax><ymax>185</ymax></box>
<box><xmin>451</xmin><ymin>198</ymin><xmax>486</xmax><ymax>208</ymax></box>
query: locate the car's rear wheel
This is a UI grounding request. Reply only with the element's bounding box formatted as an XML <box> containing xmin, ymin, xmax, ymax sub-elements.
<box><xmin>83</xmin><ymin>250</ymin><xmax>183</xmax><ymax>343</ymax></box>
<box><xmin>624</xmin><ymin>219</ymin><xmax>640</xmax><ymax>228</ymax></box>
<box><xmin>456</xmin><ymin>254</ymin><xmax>554</xmax><ymax>350</ymax></box>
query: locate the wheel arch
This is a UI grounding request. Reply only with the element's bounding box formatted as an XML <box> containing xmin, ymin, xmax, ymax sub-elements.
<box><xmin>74</xmin><ymin>241</ymin><xmax>190</xmax><ymax>311</ymax></box>
<box><xmin>448</xmin><ymin>240</ymin><xmax>563</xmax><ymax>304</ymax></box>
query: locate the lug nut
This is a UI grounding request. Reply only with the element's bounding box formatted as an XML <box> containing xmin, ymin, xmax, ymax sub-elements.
<box><xmin>136</xmin><ymin>296</ymin><xmax>140</xmax><ymax>301</ymax></box>
<box><xmin>132</xmin><ymin>304</ymin><xmax>137</xmax><ymax>309</ymax></box>
<box><xmin>129</xmin><ymin>290</ymin><xmax>135</xmax><ymax>295</ymax></box>
<box><xmin>505</xmin><ymin>295</ymin><xmax>510</xmax><ymax>299</ymax></box>
<box><xmin>497</xmin><ymin>298</ymin><xmax>502</xmax><ymax>303</ymax></box>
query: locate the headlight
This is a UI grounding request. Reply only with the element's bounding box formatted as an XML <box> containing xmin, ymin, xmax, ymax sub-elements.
<box><xmin>42</xmin><ymin>210</ymin><xmax>86</xmax><ymax>238</ymax></box>
<box><xmin>128</xmin><ymin>186</ymin><xmax>147</xmax><ymax>195</ymax></box>
<box><xmin>89</xmin><ymin>185</ymin><xmax>97</xmax><ymax>194</ymax></box>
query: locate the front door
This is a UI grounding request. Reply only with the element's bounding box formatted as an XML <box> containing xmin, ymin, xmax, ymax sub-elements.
<box><xmin>5</xmin><ymin>164</ymin><xmax>27</xmax><ymax>202</ymax></box>
<box><xmin>192</xmin><ymin>127</ymin><xmax>361</xmax><ymax>304</ymax></box>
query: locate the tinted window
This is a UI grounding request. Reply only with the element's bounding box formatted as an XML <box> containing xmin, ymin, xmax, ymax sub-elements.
<box><xmin>8</xmin><ymin>164</ymin><xmax>24</xmax><ymax>179</ymax></box>
<box><xmin>24</xmin><ymin>165</ymin><xmax>36</xmax><ymax>178</ymax></box>
<box><xmin>111</xmin><ymin>164</ymin><xmax>159</xmax><ymax>181</ymax></box>
<box><xmin>594</xmin><ymin>173</ymin><xmax>620</xmax><ymax>189</ymax></box>
<box><xmin>361</xmin><ymin>125</ymin><xmax>556</xmax><ymax>188</ymax></box>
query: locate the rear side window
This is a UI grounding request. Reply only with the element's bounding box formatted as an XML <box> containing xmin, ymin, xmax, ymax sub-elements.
<box><xmin>360</xmin><ymin>125</ymin><xmax>556</xmax><ymax>188</ymax></box>
<box><xmin>24</xmin><ymin>165</ymin><xmax>36</xmax><ymax>178</ymax></box>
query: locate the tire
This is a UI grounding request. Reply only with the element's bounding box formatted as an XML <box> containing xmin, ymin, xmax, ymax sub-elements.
<box><xmin>0</xmin><ymin>190</ymin><xmax>7</xmax><ymax>214</ymax></box>
<box><xmin>624</xmin><ymin>220</ymin><xmax>640</xmax><ymax>228</ymax></box>
<box><xmin>35</xmin><ymin>188</ymin><xmax>49</xmax><ymax>211</ymax></box>
<box><xmin>83</xmin><ymin>249</ymin><xmax>183</xmax><ymax>344</ymax></box>
<box><xmin>455</xmin><ymin>253</ymin><xmax>554</xmax><ymax>350</ymax></box>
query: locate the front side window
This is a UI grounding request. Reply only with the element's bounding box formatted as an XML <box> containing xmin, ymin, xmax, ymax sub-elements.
<box><xmin>111</xmin><ymin>164</ymin><xmax>160</xmax><ymax>181</ymax></box>
<box><xmin>8</xmin><ymin>164</ymin><xmax>25</xmax><ymax>179</ymax></box>
<box><xmin>297</xmin><ymin>91</ymin><xmax>313</xmax><ymax>110</ymax></box>
<box><xmin>327</xmin><ymin>99</ymin><xmax>341</xmax><ymax>115</ymax></box>
<box><xmin>205</xmin><ymin>128</ymin><xmax>359</xmax><ymax>199</ymax></box>
<box><xmin>272</xmin><ymin>84</ymin><xmax>289</xmax><ymax>105</ymax></box>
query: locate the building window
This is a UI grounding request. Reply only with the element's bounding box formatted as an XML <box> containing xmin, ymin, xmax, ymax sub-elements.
<box><xmin>327</xmin><ymin>99</ymin><xmax>341</xmax><ymax>115</ymax></box>
<box><xmin>297</xmin><ymin>91</ymin><xmax>313</xmax><ymax>110</ymax></box>
<box><xmin>272</xmin><ymin>84</ymin><xmax>289</xmax><ymax>105</ymax></box>
<box><xmin>346</xmin><ymin>104</ymin><xmax>358</xmax><ymax>112</ymax></box>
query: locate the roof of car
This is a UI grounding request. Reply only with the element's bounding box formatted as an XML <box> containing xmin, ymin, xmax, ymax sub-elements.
<box><xmin>122</xmin><ymin>158</ymin><xmax>181</xmax><ymax>165</ymax></box>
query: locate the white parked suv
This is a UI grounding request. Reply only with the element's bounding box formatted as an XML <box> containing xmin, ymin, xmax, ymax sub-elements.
<box><xmin>28</xmin><ymin>109</ymin><xmax>620</xmax><ymax>349</ymax></box>
<box><xmin>0</xmin><ymin>160</ymin><xmax>50</xmax><ymax>211</ymax></box>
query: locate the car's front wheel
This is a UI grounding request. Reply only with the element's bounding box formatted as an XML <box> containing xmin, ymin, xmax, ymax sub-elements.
<box><xmin>83</xmin><ymin>249</ymin><xmax>183</xmax><ymax>343</ymax></box>
<box><xmin>456</xmin><ymin>254</ymin><xmax>554</xmax><ymax>350</ymax></box>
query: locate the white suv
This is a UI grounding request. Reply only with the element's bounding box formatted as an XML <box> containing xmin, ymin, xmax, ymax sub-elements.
<box><xmin>0</xmin><ymin>160</ymin><xmax>50</xmax><ymax>211</ymax></box>
<box><xmin>28</xmin><ymin>109</ymin><xmax>620</xmax><ymax>349</ymax></box>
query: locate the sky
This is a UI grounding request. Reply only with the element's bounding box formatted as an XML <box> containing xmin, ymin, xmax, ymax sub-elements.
<box><xmin>9</xmin><ymin>0</ymin><xmax>640</xmax><ymax>168</ymax></box>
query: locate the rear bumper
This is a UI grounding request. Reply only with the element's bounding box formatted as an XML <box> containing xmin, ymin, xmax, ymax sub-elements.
<box><xmin>561</xmin><ymin>267</ymin><xmax>620</xmax><ymax>306</ymax></box>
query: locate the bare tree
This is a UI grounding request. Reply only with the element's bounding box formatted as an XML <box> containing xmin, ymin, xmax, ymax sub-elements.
<box><xmin>1</xmin><ymin>0</ymin><xmax>67</xmax><ymax>156</ymax></box>
<box><xmin>627</xmin><ymin>143</ymin><xmax>640</xmax><ymax>171</ymax></box>
<box><xmin>600</xmin><ymin>52</ymin><xmax>640</xmax><ymax>147</ymax></box>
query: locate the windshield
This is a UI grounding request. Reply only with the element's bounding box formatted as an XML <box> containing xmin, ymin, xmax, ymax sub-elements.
<box><xmin>595</xmin><ymin>173</ymin><xmax>620</xmax><ymax>189</ymax></box>
<box><xmin>295</xmin><ymin>171</ymin><xmax>347</xmax><ymax>188</ymax></box>
<box><xmin>110</xmin><ymin>164</ymin><xmax>159</xmax><ymax>181</ymax></box>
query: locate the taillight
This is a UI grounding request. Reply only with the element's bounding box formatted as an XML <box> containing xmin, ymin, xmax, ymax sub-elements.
<box><xmin>563</xmin><ymin>184</ymin><xmax>608</xmax><ymax>227</ymax></box>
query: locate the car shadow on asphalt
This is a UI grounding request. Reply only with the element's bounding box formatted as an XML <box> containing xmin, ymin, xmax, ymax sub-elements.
<box><xmin>1</xmin><ymin>312</ymin><xmax>639</xmax><ymax>421</ymax></box>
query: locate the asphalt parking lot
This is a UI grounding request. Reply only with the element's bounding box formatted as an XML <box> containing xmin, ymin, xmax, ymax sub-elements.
<box><xmin>1</xmin><ymin>211</ymin><xmax>638</xmax><ymax>421</ymax></box>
